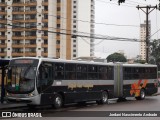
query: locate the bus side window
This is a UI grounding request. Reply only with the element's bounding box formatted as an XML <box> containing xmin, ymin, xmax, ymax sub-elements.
<box><xmin>55</xmin><ymin>63</ymin><xmax>64</xmax><ymax>80</ymax></box>
<box><xmin>42</xmin><ymin>68</ymin><xmax>48</xmax><ymax>79</ymax></box>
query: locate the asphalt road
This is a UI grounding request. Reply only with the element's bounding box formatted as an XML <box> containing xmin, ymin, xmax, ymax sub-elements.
<box><xmin>1</xmin><ymin>94</ymin><xmax>160</xmax><ymax>120</ymax></box>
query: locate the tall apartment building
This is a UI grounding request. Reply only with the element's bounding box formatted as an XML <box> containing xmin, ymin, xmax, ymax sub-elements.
<box><xmin>140</xmin><ymin>20</ymin><xmax>151</xmax><ymax>61</ymax></box>
<box><xmin>0</xmin><ymin>0</ymin><xmax>95</xmax><ymax>59</ymax></box>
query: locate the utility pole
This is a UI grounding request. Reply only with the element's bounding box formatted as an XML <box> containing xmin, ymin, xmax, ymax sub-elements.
<box><xmin>136</xmin><ymin>5</ymin><xmax>157</xmax><ymax>63</ymax></box>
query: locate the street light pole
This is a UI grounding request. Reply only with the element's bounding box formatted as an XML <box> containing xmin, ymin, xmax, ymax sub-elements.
<box><xmin>136</xmin><ymin>5</ymin><xmax>157</xmax><ymax>63</ymax></box>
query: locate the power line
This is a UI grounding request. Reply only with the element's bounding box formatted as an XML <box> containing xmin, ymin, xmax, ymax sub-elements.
<box><xmin>150</xmin><ymin>28</ymin><xmax>160</xmax><ymax>38</ymax></box>
<box><xmin>2</xmin><ymin>18</ymin><xmax>141</xmax><ymax>41</ymax></box>
<box><xmin>156</xmin><ymin>10</ymin><xmax>159</xmax><ymax>39</ymax></box>
<box><xmin>127</xmin><ymin>0</ymin><xmax>148</xmax><ymax>6</ymax></box>
<box><xmin>138</xmin><ymin>10</ymin><xmax>142</xmax><ymax>23</ymax></box>
<box><xmin>1</xmin><ymin>3</ymin><xmax>159</xmax><ymax>43</ymax></box>
<box><xmin>39</xmin><ymin>12</ymin><xmax>139</xmax><ymax>28</ymax></box>
<box><xmin>96</xmin><ymin>0</ymin><xmax>135</xmax><ymax>7</ymax></box>
<box><xmin>0</xmin><ymin>22</ymin><xmax>145</xmax><ymax>43</ymax></box>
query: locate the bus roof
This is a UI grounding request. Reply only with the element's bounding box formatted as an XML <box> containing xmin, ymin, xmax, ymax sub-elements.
<box><xmin>10</xmin><ymin>57</ymin><xmax>157</xmax><ymax>67</ymax></box>
<box><xmin>11</xmin><ymin>57</ymin><xmax>115</xmax><ymax>66</ymax></box>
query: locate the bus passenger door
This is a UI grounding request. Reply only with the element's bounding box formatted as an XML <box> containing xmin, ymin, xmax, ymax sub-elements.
<box><xmin>37</xmin><ymin>62</ymin><xmax>53</xmax><ymax>93</ymax></box>
<box><xmin>114</xmin><ymin>64</ymin><xmax>123</xmax><ymax>98</ymax></box>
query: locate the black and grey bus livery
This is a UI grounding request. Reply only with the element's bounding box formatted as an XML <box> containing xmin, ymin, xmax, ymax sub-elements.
<box><xmin>5</xmin><ymin>57</ymin><xmax>158</xmax><ymax>108</ymax></box>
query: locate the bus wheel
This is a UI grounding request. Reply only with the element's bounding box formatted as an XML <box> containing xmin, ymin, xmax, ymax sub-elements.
<box><xmin>53</xmin><ymin>94</ymin><xmax>63</xmax><ymax>109</ymax></box>
<box><xmin>135</xmin><ymin>89</ymin><xmax>145</xmax><ymax>100</ymax></box>
<box><xmin>96</xmin><ymin>91</ymin><xmax>108</xmax><ymax>104</ymax></box>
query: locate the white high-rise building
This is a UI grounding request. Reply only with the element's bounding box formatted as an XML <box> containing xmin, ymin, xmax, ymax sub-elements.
<box><xmin>0</xmin><ymin>0</ymin><xmax>95</xmax><ymax>59</ymax></box>
<box><xmin>140</xmin><ymin>20</ymin><xmax>151</xmax><ymax>61</ymax></box>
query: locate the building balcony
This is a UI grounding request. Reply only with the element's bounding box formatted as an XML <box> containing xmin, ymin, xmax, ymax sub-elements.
<box><xmin>12</xmin><ymin>44</ymin><xmax>24</xmax><ymax>48</ymax></box>
<box><xmin>12</xmin><ymin>9</ymin><xmax>24</xmax><ymax>12</ymax></box>
<box><xmin>12</xmin><ymin>20</ymin><xmax>25</xmax><ymax>23</ymax></box>
<box><xmin>25</xmin><ymin>28</ymin><xmax>37</xmax><ymax>31</ymax></box>
<box><xmin>57</xmin><ymin>12</ymin><xmax>61</xmax><ymax>16</ymax></box>
<box><xmin>42</xmin><ymin>19</ymin><xmax>48</xmax><ymax>23</ymax></box>
<box><xmin>12</xmin><ymin>39</ymin><xmax>24</xmax><ymax>41</ymax></box>
<box><xmin>0</xmin><ymin>18</ymin><xmax>6</xmax><ymax>22</ymax></box>
<box><xmin>25</xmin><ymin>39</ymin><xmax>36</xmax><ymax>41</ymax></box>
<box><xmin>12</xmin><ymin>36</ymin><xmax>25</xmax><ymax>40</ymax></box>
<box><xmin>25</xmin><ymin>44</ymin><xmax>37</xmax><ymax>48</ymax></box>
<box><xmin>42</xmin><ymin>10</ymin><xmax>48</xmax><ymax>14</ymax></box>
<box><xmin>42</xmin><ymin>1</ymin><xmax>48</xmax><ymax>6</ymax></box>
<box><xmin>0</xmin><ymin>44</ymin><xmax>7</xmax><ymax>48</ymax></box>
<box><xmin>42</xmin><ymin>36</ymin><xmax>48</xmax><ymax>39</ymax></box>
<box><xmin>25</xmin><ymin>52</ymin><xmax>36</xmax><ymax>56</ymax></box>
<box><xmin>56</xmin><ymin>44</ymin><xmax>60</xmax><ymax>49</ymax></box>
<box><xmin>12</xmin><ymin>3</ymin><xmax>25</xmax><ymax>7</ymax></box>
<box><xmin>12</xmin><ymin>10</ymin><xmax>37</xmax><ymax>15</ymax></box>
<box><xmin>25</xmin><ymin>2</ymin><xmax>37</xmax><ymax>6</ymax></box>
<box><xmin>57</xmin><ymin>20</ymin><xmax>61</xmax><ymax>24</ymax></box>
<box><xmin>25</xmin><ymin>11</ymin><xmax>37</xmax><ymax>14</ymax></box>
<box><xmin>0</xmin><ymin>3</ymin><xmax>7</xmax><ymax>7</ymax></box>
<box><xmin>25</xmin><ymin>36</ymin><xmax>37</xmax><ymax>39</ymax></box>
<box><xmin>0</xmin><ymin>11</ymin><xmax>7</xmax><ymax>15</ymax></box>
<box><xmin>42</xmin><ymin>52</ymin><xmax>48</xmax><ymax>56</ymax></box>
<box><xmin>0</xmin><ymin>52</ymin><xmax>7</xmax><ymax>56</ymax></box>
<box><xmin>12</xmin><ymin>52</ymin><xmax>24</xmax><ymax>56</ymax></box>
<box><xmin>56</xmin><ymin>35</ymin><xmax>60</xmax><ymax>40</ymax></box>
<box><xmin>42</xmin><ymin>27</ymin><xmax>48</xmax><ymax>31</ymax></box>
<box><xmin>25</xmin><ymin>19</ymin><xmax>37</xmax><ymax>23</ymax></box>
<box><xmin>0</xmin><ymin>35</ymin><xmax>7</xmax><ymax>40</ymax></box>
<box><xmin>12</xmin><ymin>28</ymin><xmax>25</xmax><ymax>32</ymax></box>
<box><xmin>12</xmin><ymin>27</ymin><xmax>36</xmax><ymax>32</ymax></box>
<box><xmin>0</xmin><ymin>27</ymin><xmax>7</xmax><ymax>32</ymax></box>
<box><xmin>12</xmin><ymin>11</ymin><xmax>26</xmax><ymax>15</ymax></box>
<box><xmin>42</xmin><ymin>44</ymin><xmax>48</xmax><ymax>48</ymax></box>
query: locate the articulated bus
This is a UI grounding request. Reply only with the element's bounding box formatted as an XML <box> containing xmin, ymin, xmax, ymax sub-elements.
<box><xmin>5</xmin><ymin>57</ymin><xmax>158</xmax><ymax>108</ymax></box>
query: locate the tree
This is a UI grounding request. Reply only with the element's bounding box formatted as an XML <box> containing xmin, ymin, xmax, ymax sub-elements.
<box><xmin>149</xmin><ymin>39</ymin><xmax>160</xmax><ymax>70</ymax></box>
<box><xmin>110</xmin><ymin>0</ymin><xmax>125</xmax><ymax>4</ymax></box>
<box><xmin>106</xmin><ymin>52</ymin><xmax>127</xmax><ymax>62</ymax></box>
<box><xmin>118</xmin><ymin>0</ymin><xmax>125</xmax><ymax>5</ymax></box>
<box><xmin>134</xmin><ymin>55</ymin><xmax>146</xmax><ymax>64</ymax></box>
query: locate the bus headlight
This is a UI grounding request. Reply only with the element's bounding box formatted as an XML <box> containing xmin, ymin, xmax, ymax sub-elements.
<box><xmin>28</xmin><ymin>93</ymin><xmax>34</xmax><ymax>97</ymax></box>
<box><xmin>6</xmin><ymin>92</ymin><xmax>10</xmax><ymax>96</ymax></box>
<box><xmin>6</xmin><ymin>92</ymin><xmax>13</xmax><ymax>97</ymax></box>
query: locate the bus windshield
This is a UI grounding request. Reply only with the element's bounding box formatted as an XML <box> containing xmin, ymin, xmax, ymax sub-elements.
<box><xmin>6</xmin><ymin>59</ymin><xmax>38</xmax><ymax>93</ymax></box>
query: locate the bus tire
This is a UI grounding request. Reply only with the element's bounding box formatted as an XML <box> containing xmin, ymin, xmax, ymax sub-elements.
<box><xmin>135</xmin><ymin>89</ymin><xmax>145</xmax><ymax>100</ymax></box>
<box><xmin>96</xmin><ymin>91</ymin><xmax>108</xmax><ymax>104</ymax></box>
<box><xmin>53</xmin><ymin>94</ymin><xmax>63</xmax><ymax>109</ymax></box>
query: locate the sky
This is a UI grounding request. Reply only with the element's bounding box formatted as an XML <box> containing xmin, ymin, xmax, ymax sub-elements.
<box><xmin>94</xmin><ymin>0</ymin><xmax>160</xmax><ymax>59</ymax></box>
